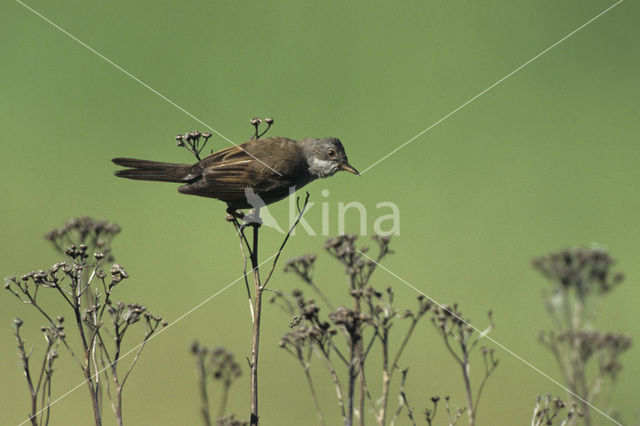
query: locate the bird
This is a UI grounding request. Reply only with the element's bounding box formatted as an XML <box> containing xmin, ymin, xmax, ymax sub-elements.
<box><xmin>112</xmin><ymin>137</ymin><xmax>359</xmax><ymax>214</ymax></box>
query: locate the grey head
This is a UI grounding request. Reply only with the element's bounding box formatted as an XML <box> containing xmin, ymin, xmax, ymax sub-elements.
<box><xmin>300</xmin><ymin>137</ymin><xmax>359</xmax><ymax>178</ymax></box>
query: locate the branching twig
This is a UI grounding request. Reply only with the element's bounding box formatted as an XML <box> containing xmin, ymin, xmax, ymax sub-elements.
<box><xmin>279</xmin><ymin>235</ymin><xmax>436</xmax><ymax>426</ymax></box>
<box><xmin>191</xmin><ymin>343</ymin><xmax>242</xmax><ymax>426</ymax></box>
<box><xmin>226</xmin><ymin>192</ymin><xmax>311</xmax><ymax>426</ymax></box>
<box><xmin>431</xmin><ymin>306</ymin><xmax>497</xmax><ymax>426</ymax></box>
<box><xmin>6</xmin><ymin>218</ymin><xmax>166</xmax><ymax>426</ymax></box>
<box><xmin>175</xmin><ymin>131</ymin><xmax>212</xmax><ymax>161</ymax></box>
<box><xmin>532</xmin><ymin>248</ymin><xmax>631</xmax><ymax>425</ymax></box>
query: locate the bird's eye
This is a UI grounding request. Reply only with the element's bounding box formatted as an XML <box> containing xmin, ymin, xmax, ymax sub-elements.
<box><xmin>328</xmin><ymin>148</ymin><xmax>337</xmax><ymax>158</ymax></box>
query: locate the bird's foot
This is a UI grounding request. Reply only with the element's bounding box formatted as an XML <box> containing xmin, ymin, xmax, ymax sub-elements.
<box><xmin>243</xmin><ymin>209</ymin><xmax>262</xmax><ymax>228</ymax></box>
<box><xmin>225</xmin><ymin>207</ymin><xmax>245</xmax><ymax>222</ymax></box>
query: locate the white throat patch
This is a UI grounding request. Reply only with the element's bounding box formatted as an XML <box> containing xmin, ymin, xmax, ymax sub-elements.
<box><xmin>308</xmin><ymin>157</ymin><xmax>339</xmax><ymax>178</ymax></box>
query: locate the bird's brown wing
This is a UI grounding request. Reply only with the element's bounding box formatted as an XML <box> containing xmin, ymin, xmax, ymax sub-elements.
<box><xmin>177</xmin><ymin>138</ymin><xmax>303</xmax><ymax>205</ymax></box>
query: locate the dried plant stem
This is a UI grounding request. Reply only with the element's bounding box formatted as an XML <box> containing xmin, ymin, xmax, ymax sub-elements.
<box><xmin>196</xmin><ymin>353</ymin><xmax>212</xmax><ymax>426</ymax></box>
<box><xmin>190</xmin><ymin>343</ymin><xmax>241</xmax><ymax>426</ymax></box>
<box><xmin>461</xmin><ymin>354</ymin><xmax>475</xmax><ymax>426</ymax></box>
<box><xmin>350</xmin><ymin>278</ymin><xmax>365</xmax><ymax>426</ymax></box>
<box><xmin>7</xmin><ymin>219</ymin><xmax>165</xmax><ymax>426</ymax></box>
<box><xmin>15</xmin><ymin>329</ymin><xmax>38</xmax><ymax>426</ymax></box>
<box><xmin>390</xmin><ymin>319</ymin><xmax>418</xmax><ymax>380</ymax></box>
<box><xmin>357</xmin><ymin>361</ymin><xmax>365</xmax><ymax>426</ymax></box>
<box><xmin>262</xmin><ymin>192</ymin><xmax>311</xmax><ymax>285</ymax></box>
<box><xmin>379</xmin><ymin>332</ymin><xmax>391</xmax><ymax>426</ymax></box>
<box><xmin>347</xmin><ymin>336</ymin><xmax>358</xmax><ymax>426</ymax></box>
<box><xmin>379</xmin><ymin>317</ymin><xmax>420</xmax><ymax>425</ymax></box>
<box><xmin>299</xmin><ymin>354</ymin><xmax>325</xmax><ymax>426</ymax></box>
<box><xmin>219</xmin><ymin>381</ymin><xmax>231</xmax><ymax>419</ymax></box>
<box><xmin>71</xmin><ymin>287</ymin><xmax>102</xmax><ymax>426</ymax></box>
<box><xmin>114</xmin><ymin>388</ymin><xmax>123</xmax><ymax>426</ymax></box>
<box><xmin>473</xmin><ymin>353</ymin><xmax>495</xmax><ymax>417</ymax></box>
<box><xmin>390</xmin><ymin>369</ymin><xmax>416</xmax><ymax>426</ymax></box>
<box><xmin>318</xmin><ymin>350</ymin><xmax>347</xmax><ymax>424</ymax></box>
<box><xmin>307</xmin><ymin>279</ymin><xmax>335</xmax><ymax>311</ymax></box>
<box><xmin>279</xmin><ymin>235</ymin><xmax>432</xmax><ymax>426</ymax></box>
<box><xmin>228</xmin><ymin>217</ymin><xmax>261</xmax><ymax>425</ymax></box>
<box><xmin>239</xmin><ymin>193</ymin><xmax>310</xmax><ymax>425</ymax></box>
<box><xmin>278</xmin><ymin>333</ymin><xmax>324</xmax><ymax>423</ymax></box>
<box><xmin>249</xmin><ymin>223</ymin><xmax>262</xmax><ymax>426</ymax></box>
<box><xmin>41</xmin><ymin>361</ymin><xmax>54</xmax><ymax>426</ymax></box>
<box><xmin>232</xmin><ymin>220</ymin><xmax>254</xmax><ymax>323</ymax></box>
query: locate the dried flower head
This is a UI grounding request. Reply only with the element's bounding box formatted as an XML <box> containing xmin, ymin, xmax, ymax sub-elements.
<box><xmin>531</xmin><ymin>395</ymin><xmax>583</xmax><ymax>426</ymax></box>
<box><xmin>44</xmin><ymin>217</ymin><xmax>120</xmax><ymax>262</ymax></box>
<box><xmin>174</xmin><ymin>129</ymin><xmax>213</xmax><ymax>161</ymax></box>
<box><xmin>532</xmin><ymin>246</ymin><xmax>622</xmax><ymax>298</ymax></box>
<box><xmin>284</xmin><ymin>254</ymin><xmax>317</xmax><ymax>281</ymax></box>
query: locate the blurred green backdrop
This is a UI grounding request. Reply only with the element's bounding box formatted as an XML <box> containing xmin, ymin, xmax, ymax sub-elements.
<box><xmin>1</xmin><ymin>0</ymin><xmax>638</xmax><ymax>424</ymax></box>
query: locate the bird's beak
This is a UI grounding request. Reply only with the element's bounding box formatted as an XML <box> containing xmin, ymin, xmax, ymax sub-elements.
<box><xmin>340</xmin><ymin>163</ymin><xmax>360</xmax><ymax>176</ymax></box>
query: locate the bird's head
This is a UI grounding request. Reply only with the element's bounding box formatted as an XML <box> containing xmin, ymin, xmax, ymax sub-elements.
<box><xmin>302</xmin><ymin>137</ymin><xmax>359</xmax><ymax>178</ymax></box>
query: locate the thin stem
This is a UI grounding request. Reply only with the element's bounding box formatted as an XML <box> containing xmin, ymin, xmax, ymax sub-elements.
<box><xmin>390</xmin><ymin>370</ymin><xmax>416</xmax><ymax>426</ymax></box>
<box><xmin>473</xmin><ymin>353</ymin><xmax>497</xmax><ymax>416</ymax></box>
<box><xmin>303</xmin><ymin>276</ymin><xmax>335</xmax><ymax>311</ymax></box>
<box><xmin>378</xmin><ymin>327</ymin><xmax>391</xmax><ymax>426</ymax></box>
<box><xmin>220</xmin><ymin>380</ymin><xmax>231</xmax><ymax>419</ymax></box>
<box><xmin>350</xmin><ymin>280</ymin><xmax>365</xmax><ymax>426</ymax></box>
<box><xmin>249</xmin><ymin>223</ymin><xmax>262</xmax><ymax>426</ymax></box>
<box><xmin>263</xmin><ymin>192</ymin><xmax>311</xmax><ymax>287</ymax></box>
<box><xmin>114</xmin><ymin>387</ymin><xmax>123</xmax><ymax>426</ymax></box>
<box><xmin>440</xmin><ymin>329</ymin><xmax>463</xmax><ymax>364</ymax></box>
<box><xmin>233</xmin><ymin>220</ymin><xmax>254</xmax><ymax>322</ymax></box>
<box><xmin>98</xmin><ymin>352</ymin><xmax>117</xmax><ymax>422</ymax></box>
<box><xmin>461</xmin><ymin>352</ymin><xmax>474</xmax><ymax>426</ymax></box>
<box><xmin>196</xmin><ymin>354</ymin><xmax>212</xmax><ymax>426</ymax></box>
<box><xmin>240</xmin><ymin>194</ymin><xmax>310</xmax><ymax>425</ymax></box>
<box><xmin>326</xmin><ymin>339</ymin><xmax>349</xmax><ymax>367</ymax></box>
<box><xmin>122</xmin><ymin>327</ymin><xmax>157</xmax><ymax>386</ymax></box>
<box><xmin>72</xmin><ymin>296</ymin><xmax>102</xmax><ymax>425</ymax></box>
<box><xmin>299</xmin><ymin>354</ymin><xmax>325</xmax><ymax>426</ymax></box>
<box><xmin>43</xmin><ymin>358</ymin><xmax>54</xmax><ymax>426</ymax></box>
<box><xmin>257</xmin><ymin>122</ymin><xmax>272</xmax><ymax>138</ymax></box>
<box><xmin>361</xmin><ymin>331</ymin><xmax>377</xmax><ymax>364</ymax></box>
<box><xmin>389</xmin><ymin>318</ymin><xmax>418</xmax><ymax>380</ymax></box>
<box><xmin>15</xmin><ymin>328</ymin><xmax>38</xmax><ymax>426</ymax></box>
<box><xmin>347</xmin><ymin>335</ymin><xmax>357</xmax><ymax>426</ymax></box>
<box><xmin>324</xmin><ymin>355</ymin><xmax>347</xmax><ymax>424</ymax></box>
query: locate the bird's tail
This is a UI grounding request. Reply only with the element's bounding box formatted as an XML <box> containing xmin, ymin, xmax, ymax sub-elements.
<box><xmin>112</xmin><ymin>158</ymin><xmax>191</xmax><ymax>183</ymax></box>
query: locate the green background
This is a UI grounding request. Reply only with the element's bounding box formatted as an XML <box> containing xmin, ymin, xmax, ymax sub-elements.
<box><xmin>1</xmin><ymin>0</ymin><xmax>638</xmax><ymax>424</ymax></box>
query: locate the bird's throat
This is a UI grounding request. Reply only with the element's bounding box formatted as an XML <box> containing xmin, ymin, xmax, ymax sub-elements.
<box><xmin>308</xmin><ymin>157</ymin><xmax>339</xmax><ymax>178</ymax></box>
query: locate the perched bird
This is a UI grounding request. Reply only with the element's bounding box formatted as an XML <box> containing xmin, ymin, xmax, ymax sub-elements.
<box><xmin>112</xmin><ymin>137</ymin><xmax>358</xmax><ymax>212</ymax></box>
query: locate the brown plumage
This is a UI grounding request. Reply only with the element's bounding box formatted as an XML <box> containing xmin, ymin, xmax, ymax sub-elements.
<box><xmin>112</xmin><ymin>137</ymin><xmax>358</xmax><ymax>210</ymax></box>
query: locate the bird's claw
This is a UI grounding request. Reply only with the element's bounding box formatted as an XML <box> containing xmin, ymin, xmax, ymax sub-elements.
<box><xmin>226</xmin><ymin>207</ymin><xmax>245</xmax><ymax>221</ymax></box>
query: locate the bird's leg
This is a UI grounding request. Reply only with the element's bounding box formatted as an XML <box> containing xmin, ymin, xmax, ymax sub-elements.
<box><xmin>225</xmin><ymin>206</ymin><xmax>245</xmax><ymax>222</ymax></box>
